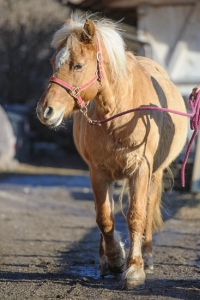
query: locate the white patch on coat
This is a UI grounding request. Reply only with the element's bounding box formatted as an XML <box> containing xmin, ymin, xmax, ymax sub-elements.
<box><xmin>55</xmin><ymin>47</ymin><xmax>70</xmax><ymax>69</ymax></box>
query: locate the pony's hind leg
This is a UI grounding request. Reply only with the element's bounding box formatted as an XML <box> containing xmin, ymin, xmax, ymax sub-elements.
<box><xmin>142</xmin><ymin>170</ymin><xmax>163</xmax><ymax>273</ymax></box>
<box><xmin>99</xmin><ymin>231</ymin><xmax>125</xmax><ymax>276</ymax></box>
<box><xmin>90</xmin><ymin>169</ymin><xmax>125</xmax><ymax>277</ymax></box>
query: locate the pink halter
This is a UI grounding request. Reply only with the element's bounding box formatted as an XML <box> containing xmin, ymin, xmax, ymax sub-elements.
<box><xmin>49</xmin><ymin>34</ymin><xmax>200</xmax><ymax>188</ymax></box>
<box><xmin>49</xmin><ymin>36</ymin><xmax>103</xmax><ymax>109</ymax></box>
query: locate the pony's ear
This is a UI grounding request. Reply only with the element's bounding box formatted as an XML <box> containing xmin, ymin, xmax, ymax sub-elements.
<box><xmin>81</xmin><ymin>19</ymin><xmax>96</xmax><ymax>42</ymax></box>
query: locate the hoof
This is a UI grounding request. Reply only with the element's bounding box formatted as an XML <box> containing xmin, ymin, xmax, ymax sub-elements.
<box><xmin>122</xmin><ymin>279</ymin><xmax>145</xmax><ymax>290</ymax></box>
<box><xmin>143</xmin><ymin>253</ymin><xmax>154</xmax><ymax>274</ymax></box>
<box><xmin>108</xmin><ymin>263</ymin><xmax>124</xmax><ymax>275</ymax></box>
<box><xmin>122</xmin><ymin>266</ymin><xmax>145</xmax><ymax>290</ymax></box>
<box><xmin>144</xmin><ymin>265</ymin><xmax>154</xmax><ymax>274</ymax></box>
<box><xmin>100</xmin><ymin>262</ymin><xmax>124</xmax><ymax>277</ymax></box>
<box><xmin>99</xmin><ymin>261</ymin><xmax>111</xmax><ymax>277</ymax></box>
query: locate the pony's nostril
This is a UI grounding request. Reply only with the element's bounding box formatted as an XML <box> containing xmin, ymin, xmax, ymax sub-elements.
<box><xmin>44</xmin><ymin>106</ymin><xmax>54</xmax><ymax>119</ymax></box>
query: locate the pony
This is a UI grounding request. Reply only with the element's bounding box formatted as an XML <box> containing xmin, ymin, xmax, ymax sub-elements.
<box><xmin>36</xmin><ymin>15</ymin><xmax>188</xmax><ymax>289</ymax></box>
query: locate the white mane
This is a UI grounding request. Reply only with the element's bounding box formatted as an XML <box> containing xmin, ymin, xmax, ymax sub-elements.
<box><xmin>51</xmin><ymin>15</ymin><xmax>127</xmax><ymax>78</ymax></box>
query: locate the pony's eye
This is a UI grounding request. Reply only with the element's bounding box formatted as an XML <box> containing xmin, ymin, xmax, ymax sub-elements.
<box><xmin>74</xmin><ymin>64</ymin><xmax>84</xmax><ymax>71</ymax></box>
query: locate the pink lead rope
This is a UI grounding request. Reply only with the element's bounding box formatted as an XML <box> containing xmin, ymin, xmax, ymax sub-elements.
<box><xmin>181</xmin><ymin>92</ymin><xmax>200</xmax><ymax>187</ymax></box>
<box><xmin>49</xmin><ymin>34</ymin><xmax>200</xmax><ymax>187</ymax></box>
<box><xmin>90</xmin><ymin>92</ymin><xmax>200</xmax><ymax>187</ymax></box>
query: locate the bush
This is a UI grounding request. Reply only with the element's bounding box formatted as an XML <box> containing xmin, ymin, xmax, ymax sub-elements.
<box><xmin>0</xmin><ymin>0</ymin><xmax>70</xmax><ymax>106</ymax></box>
<box><xmin>0</xmin><ymin>0</ymin><xmax>78</xmax><ymax>153</ymax></box>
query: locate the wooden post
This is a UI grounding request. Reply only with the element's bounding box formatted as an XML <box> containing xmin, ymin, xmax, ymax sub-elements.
<box><xmin>191</xmin><ymin>133</ymin><xmax>200</xmax><ymax>193</ymax></box>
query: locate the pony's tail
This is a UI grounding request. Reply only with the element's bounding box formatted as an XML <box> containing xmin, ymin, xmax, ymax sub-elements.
<box><xmin>152</xmin><ymin>184</ymin><xmax>163</xmax><ymax>232</ymax></box>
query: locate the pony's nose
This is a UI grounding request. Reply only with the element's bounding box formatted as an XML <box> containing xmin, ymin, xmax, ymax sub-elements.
<box><xmin>44</xmin><ymin>106</ymin><xmax>54</xmax><ymax>120</ymax></box>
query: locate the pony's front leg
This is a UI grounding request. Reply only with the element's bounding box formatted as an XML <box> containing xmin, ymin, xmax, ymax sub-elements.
<box><xmin>123</xmin><ymin>168</ymin><xmax>150</xmax><ymax>289</ymax></box>
<box><xmin>90</xmin><ymin>169</ymin><xmax>125</xmax><ymax>277</ymax></box>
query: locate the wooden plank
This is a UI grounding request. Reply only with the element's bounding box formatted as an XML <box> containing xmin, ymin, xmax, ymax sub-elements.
<box><xmin>137</xmin><ymin>5</ymin><xmax>193</xmax><ymax>68</ymax></box>
<box><xmin>101</xmin><ymin>0</ymin><xmax>197</xmax><ymax>8</ymax></box>
<box><xmin>137</xmin><ymin>3</ymin><xmax>200</xmax><ymax>95</ymax></box>
<box><xmin>69</xmin><ymin>0</ymin><xmax>197</xmax><ymax>8</ymax></box>
<box><xmin>168</xmin><ymin>3</ymin><xmax>200</xmax><ymax>84</ymax></box>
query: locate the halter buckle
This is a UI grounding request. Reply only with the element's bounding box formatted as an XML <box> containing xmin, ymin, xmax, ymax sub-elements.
<box><xmin>80</xmin><ymin>105</ymin><xmax>88</xmax><ymax>115</ymax></box>
<box><xmin>97</xmin><ymin>51</ymin><xmax>102</xmax><ymax>62</ymax></box>
<box><xmin>69</xmin><ymin>87</ymin><xmax>79</xmax><ymax>98</ymax></box>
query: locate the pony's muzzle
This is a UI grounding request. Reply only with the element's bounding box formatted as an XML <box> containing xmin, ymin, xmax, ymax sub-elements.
<box><xmin>36</xmin><ymin>103</ymin><xmax>64</xmax><ymax>127</ymax></box>
<box><xmin>44</xmin><ymin>106</ymin><xmax>54</xmax><ymax>120</ymax></box>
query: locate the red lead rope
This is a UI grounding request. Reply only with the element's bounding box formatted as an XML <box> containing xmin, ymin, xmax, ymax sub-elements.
<box><xmin>90</xmin><ymin>92</ymin><xmax>200</xmax><ymax>187</ymax></box>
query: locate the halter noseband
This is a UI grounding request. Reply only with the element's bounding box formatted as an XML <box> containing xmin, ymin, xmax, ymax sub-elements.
<box><xmin>49</xmin><ymin>36</ymin><xmax>103</xmax><ymax>113</ymax></box>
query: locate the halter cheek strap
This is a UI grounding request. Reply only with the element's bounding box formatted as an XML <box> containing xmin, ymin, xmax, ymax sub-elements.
<box><xmin>96</xmin><ymin>36</ymin><xmax>104</xmax><ymax>81</ymax></box>
<box><xmin>49</xmin><ymin>36</ymin><xmax>103</xmax><ymax>109</ymax></box>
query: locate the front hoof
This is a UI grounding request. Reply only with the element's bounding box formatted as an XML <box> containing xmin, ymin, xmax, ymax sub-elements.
<box><xmin>123</xmin><ymin>279</ymin><xmax>145</xmax><ymax>290</ymax></box>
<box><xmin>122</xmin><ymin>266</ymin><xmax>145</xmax><ymax>290</ymax></box>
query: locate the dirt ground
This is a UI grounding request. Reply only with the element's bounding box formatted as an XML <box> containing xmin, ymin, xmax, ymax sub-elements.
<box><xmin>0</xmin><ymin>161</ymin><xmax>199</xmax><ymax>300</ymax></box>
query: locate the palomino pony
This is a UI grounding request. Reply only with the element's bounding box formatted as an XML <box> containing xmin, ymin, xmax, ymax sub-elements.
<box><xmin>37</xmin><ymin>15</ymin><xmax>188</xmax><ymax>289</ymax></box>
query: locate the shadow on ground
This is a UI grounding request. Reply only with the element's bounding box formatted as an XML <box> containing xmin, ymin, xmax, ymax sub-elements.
<box><xmin>0</xmin><ymin>169</ymin><xmax>199</xmax><ymax>299</ymax></box>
